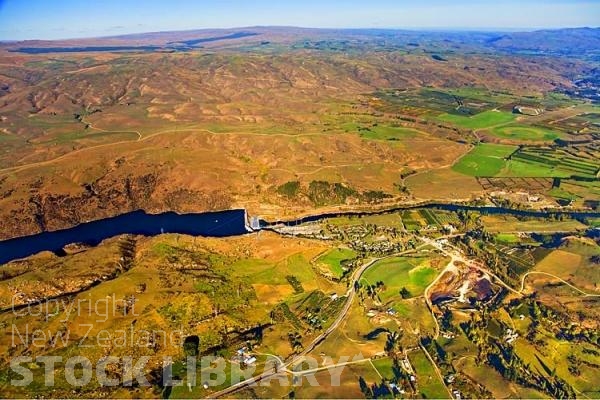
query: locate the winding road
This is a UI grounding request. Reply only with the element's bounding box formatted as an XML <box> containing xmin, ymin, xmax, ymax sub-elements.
<box><xmin>208</xmin><ymin>249</ymin><xmax>423</xmax><ymax>398</ymax></box>
<box><xmin>210</xmin><ymin>232</ymin><xmax>600</xmax><ymax>398</ymax></box>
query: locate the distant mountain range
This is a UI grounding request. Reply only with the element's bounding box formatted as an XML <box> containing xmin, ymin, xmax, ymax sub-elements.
<box><xmin>488</xmin><ymin>27</ymin><xmax>600</xmax><ymax>56</ymax></box>
<box><xmin>1</xmin><ymin>26</ymin><xmax>598</xmax><ymax>58</ymax></box>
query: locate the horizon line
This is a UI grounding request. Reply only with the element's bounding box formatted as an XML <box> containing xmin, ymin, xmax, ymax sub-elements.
<box><xmin>2</xmin><ymin>24</ymin><xmax>598</xmax><ymax>43</ymax></box>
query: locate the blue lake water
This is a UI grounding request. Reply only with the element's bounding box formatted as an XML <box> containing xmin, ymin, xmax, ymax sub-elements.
<box><xmin>1</xmin><ymin>204</ymin><xmax>598</xmax><ymax>265</ymax></box>
<box><xmin>0</xmin><ymin>209</ymin><xmax>248</xmax><ymax>265</ymax></box>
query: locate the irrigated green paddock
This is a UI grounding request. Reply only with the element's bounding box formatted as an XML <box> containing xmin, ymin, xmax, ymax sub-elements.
<box><xmin>316</xmin><ymin>247</ymin><xmax>358</xmax><ymax>278</ymax></box>
<box><xmin>438</xmin><ymin>110</ymin><xmax>516</xmax><ymax>130</ymax></box>
<box><xmin>452</xmin><ymin>143</ymin><xmax>517</xmax><ymax>177</ymax></box>
<box><xmin>504</xmin><ymin>147</ymin><xmax>600</xmax><ymax>178</ymax></box>
<box><xmin>409</xmin><ymin>349</ymin><xmax>450</xmax><ymax>399</ymax></box>
<box><xmin>487</xmin><ymin>124</ymin><xmax>562</xmax><ymax>141</ymax></box>
<box><xmin>362</xmin><ymin>256</ymin><xmax>443</xmax><ymax>302</ymax></box>
<box><xmin>358</xmin><ymin>125</ymin><xmax>421</xmax><ymax>141</ymax></box>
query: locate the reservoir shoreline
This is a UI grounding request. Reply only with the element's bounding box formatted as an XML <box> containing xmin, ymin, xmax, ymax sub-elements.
<box><xmin>1</xmin><ymin>204</ymin><xmax>599</xmax><ymax>265</ymax></box>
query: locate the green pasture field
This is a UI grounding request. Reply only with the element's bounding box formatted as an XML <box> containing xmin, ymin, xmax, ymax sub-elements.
<box><xmin>456</xmin><ymin>356</ymin><xmax>546</xmax><ymax>398</ymax></box>
<box><xmin>583</xmin><ymin>112</ymin><xmax>600</xmax><ymax>123</ymax></box>
<box><xmin>401</xmin><ymin>210</ymin><xmax>426</xmax><ymax>230</ymax></box>
<box><xmin>389</xmin><ymin>297</ymin><xmax>437</xmax><ymax>338</ymax></box>
<box><xmin>409</xmin><ymin>349</ymin><xmax>450</xmax><ymax>399</ymax></box>
<box><xmin>0</xmin><ymin>132</ymin><xmax>17</xmax><ymax>142</ymax></box>
<box><xmin>533</xmin><ymin>239</ymin><xmax>600</xmax><ymax>293</ymax></box>
<box><xmin>481</xmin><ymin>215</ymin><xmax>587</xmax><ymax>233</ymax></box>
<box><xmin>587</xmin><ymin>218</ymin><xmax>600</xmax><ymax>228</ymax></box>
<box><xmin>359</xmin><ymin>213</ymin><xmax>404</xmax><ymax>228</ymax></box>
<box><xmin>359</xmin><ymin>125</ymin><xmax>421</xmax><ymax>141</ymax></box>
<box><xmin>444</xmin><ymin>87</ymin><xmax>516</xmax><ymax>103</ymax></box>
<box><xmin>371</xmin><ymin>357</ymin><xmax>396</xmax><ymax>381</ymax></box>
<box><xmin>486</xmin><ymin>124</ymin><xmax>561</xmax><ymax>141</ymax></box>
<box><xmin>316</xmin><ymin>248</ymin><xmax>358</xmax><ymax>278</ymax></box>
<box><xmin>495</xmin><ymin>233</ymin><xmax>521</xmax><ymax>244</ymax></box>
<box><xmin>513</xmin><ymin>338</ymin><xmax>600</xmax><ymax>395</ymax></box>
<box><xmin>231</xmin><ymin>254</ymin><xmax>316</xmax><ymax>285</ymax></box>
<box><xmin>504</xmin><ymin>148</ymin><xmax>599</xmax><ymax>178</ymax></box>
<box><xmin>362</xmin><ymin>256</ymin><xmax>440</xmax><ymax>301</ymax></box>
<box><xmin>452</xmin><ymin>144</ymin><xmax>517</xmax><ymax>177</ymax></box>
<box><xmin>503</xmin><ymin>159</ymin><xmax>569</xmax><ymax>178</ymax></box>
<box><xmin>438</xmin><ymin>110</ymin><xmax>516</xmax><ymax>130</ymax></box>
<box><xmin>548</xmin><ymin>187</ymin><xmax>579</xmax><ymax>201</ymax></box>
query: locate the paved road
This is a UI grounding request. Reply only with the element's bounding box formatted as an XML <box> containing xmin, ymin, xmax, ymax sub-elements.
<box><xmin>208</xmin><ymin>251</ymin><xmax>419</xmax><ymax>398</ymax></box>
<box><xmin>210</xmin><ymin>233</ymin><xmax>599</xmax><ymax>398</ymax></box>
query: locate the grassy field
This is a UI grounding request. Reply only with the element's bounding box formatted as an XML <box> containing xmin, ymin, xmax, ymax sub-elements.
<box><xmin>487</xmin><ymin>124</ymin><xmax>561</xmax><ymax>141</ymax></box>
<box><xmin>588</xmin><ymin>218</ymin><xmax>600</xmax><ymax>228</ymax></box>
<box><xmin>405</xmin><ymin>168</ymin><xmax>483</xmax><ymax>200</ymax></box>
<box><xmin>452</xmin><ymin>143</ymin><xmax>517</xmax><ymax>177</ymax></box>
<box><xmin>495</xmin><ymin>233</ymin><xmax>521</xmax><ymax>244</ymax></box>
<box><xmin>371</xmin><ymin>357</ymin><xmax>396</xmax><ymax>380</ymax></box>
<box><xmin>293</xmin><ymin>361</ymin><xmax>383</xmax><ymax>399</ymax></box>
<box><xmin>444</xmin><ymin>87</ymin><xmax>516</xmax><ymax>104</ymax></box>
<box><xmin>535</xmin><ymin>250</ymin><xmax>582</xmax><ymax>276</ymax></box>
<box><xmin>315</xmin><ymin>247</ymin><xmax>358</xmax><ymax>278</ymax></box>
<box><xmin>311</xmin><ymin>301</ymin><xmax>390</xmax><ymax>358</ymax></box>
<box><xmin>550</xmin><ymin>180</ymin><xmax>600</xmax><ymax>208</ymax></box>
<box><xmin>551</xmin><ymin>342</ymin><xmax>600</xmax><ymax>396</ymax></box>
<box><xmin>389</xmin><ymin>297</ymin><xmax>438</xmax><ymax>341</ymax></box>
<box><xmin>363</xmin><ymin>256</ymin><xmax>443</xmax><ymax>302</ymax></box>
<box><xmin>532</xmin><ymin>239</ymin><xmax>600</xmax><ymax>293</ymax></box>
<box><xmin>456</xmin><ymin>356</ymin><xmax>547</xmax><ymax>398</ymax></box>
<box><xmin>409</xmin><ymin>349</ymin><xmax>450</xmax><ymax>399</ymax></box>
<box><xmin>359</xmin><ymin>213</ymin><xmax>404</xmax><ymax>228</ymax></box>
<box><xmin>401</xmin><ymin>210</ymin><xmax>427</xmax><ymax>230</ymax></box>
<box><xmin>502</xmin><ymin>147</ymin><xmax>600</xmax><ymax>178</ymax></box>
<box><xmin>359</xmin><ymin>125</ymin><xmax>421</xmax><ymax>141</ymax></box>
<box><xmin>548</xmin><ymin>187</ymin><xmax>579</xmax><ymax>201</ymax></box>
<box><xmin>481</xmin><ymin>215</ymin><xmax>587</xmax><ymax>233</ymax></box>
<box><xmin>230</xmin><ymin>250</ymin><xmax>346</xmax><ymax>309</ymax></box>
<box><xmin>520</xmin><ymin>243</ymin><xmax>600</xmax><ymax>396</ymax></box>
<box><xmin>458</xmin><ymin>357</ymin><xmax>514</xmax><ymax>398</ymax></box>
<box><xmin>438</xmin><ymin>110</ymin><xmax>516</xmax><ymax>130</ymax></box>
<box><xmin>503</xmin><ymin>159</ymin><xmax>570</xmax><ymax>178</ymax></box>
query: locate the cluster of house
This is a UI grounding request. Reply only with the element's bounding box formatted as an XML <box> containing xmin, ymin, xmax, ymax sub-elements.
<box><xmin>388</xmin><ymin>382</ymin><xmax>406</xmax><ymax>395</ymax></box>
<box><xmin>441</xmin><ymin>331</ymin><xmax>456</xmax><ymax>339</ymax></box>
<box><xmin>232</xmin><ymin>347</ymin><xmax>257</xmax><ymax>366</ymax></box>
<box><xmin>350</xmin><ymin>238</ymin><xmax>407</xmax><ymax>256</ymax></box>
<box><xmin>443</xmin><ymin>374</ymin><xmax>463</xmax><ymax>399</ymax></box>
<box><xmin>503</xmin><ymin>328</ymin><xmax>519</xmax><ymax>344</ymax></box>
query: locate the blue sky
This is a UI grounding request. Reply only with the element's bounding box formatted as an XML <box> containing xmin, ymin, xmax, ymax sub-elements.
<box><xmin>0</xmin><ymin>0</ymin><xmax>598</xmax><ymax>40</ymax></box>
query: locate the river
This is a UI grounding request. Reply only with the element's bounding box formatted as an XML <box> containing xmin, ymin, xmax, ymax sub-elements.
<box><xmin>0</xmin><ymin>209</ymin><xmax>248</xmax><ymax>265</ymax></box>
<box><xmin>1</xmin><ymin>204</ymin><xmax>598</xmax><ymax>265</ymax></box>
<box><xmin>261</xmin><ymin>203</ymin><xmax>600</xmax><ymax>227</ymax></box>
